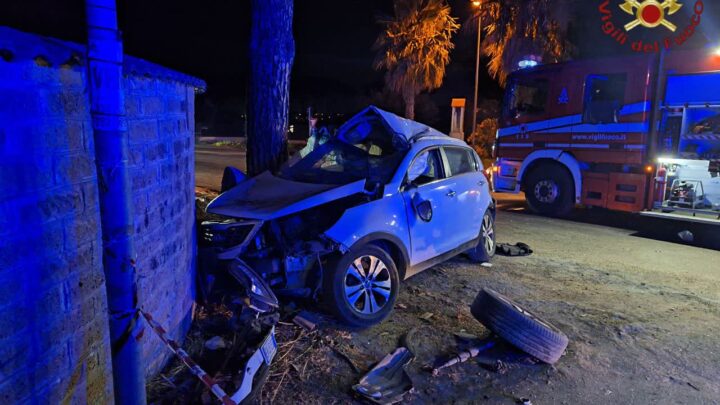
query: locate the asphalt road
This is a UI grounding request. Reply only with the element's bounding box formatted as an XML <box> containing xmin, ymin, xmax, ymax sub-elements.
<box><xmin>195</xmin><ymin>144</ymin><xmax>246</xmax><ymax>190</ymax></box>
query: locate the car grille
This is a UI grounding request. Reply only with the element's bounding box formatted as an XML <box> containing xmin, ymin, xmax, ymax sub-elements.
<box><xmin>200</xmin><ymin>220</ymin><xmax>258</xmax><ymax>249</ymax></box>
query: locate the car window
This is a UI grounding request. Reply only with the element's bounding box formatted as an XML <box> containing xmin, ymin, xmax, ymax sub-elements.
<box><xmin>444</xmin><ymin>147</ymin><xmax>477</xmax><ymax>177</ymax></box>
<box><xmin>407</xmin><ymin>149</ymin><xmax>444</xmax><ymax>186</ymax></box>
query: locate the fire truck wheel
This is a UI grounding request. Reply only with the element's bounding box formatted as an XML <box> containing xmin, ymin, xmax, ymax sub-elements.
<box><xmin>524</xmin><ymin>163</ymin><xmax>574</xmax><ymax>216</ymax></box>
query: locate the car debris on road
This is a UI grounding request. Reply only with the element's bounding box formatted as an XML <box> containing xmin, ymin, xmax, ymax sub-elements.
<box><xmin>471</xmin><ymin>288</ymin><xmax>568</xmax><ymax>364</ymax></box>
<box><xmin>431</xmin><ymin>340</ymin><xmax>496</xmax><ymax>376</ymax></box>
<box><xmin>292</xmin><ymin>310</ymin><xmax>323</xmax><ymax>331</ymax></box>
<box><xmin>495</xmin><ymin>242</ymin><xmax>533</xmax><ymax>257</ymax></box>
<box><xmin>352</xmin><ymin>347</ymin><xmax>415</xmax><ymax>404</ymax></box>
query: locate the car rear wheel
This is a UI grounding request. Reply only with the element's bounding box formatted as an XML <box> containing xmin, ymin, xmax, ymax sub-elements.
<box><xmin>323</xmin><ymin>244</ymin><xmax>399</xmax><ymax>328</ymax></box>
<box><xmin>524</xmin><ymin>163</ymin><xmax>575</xmax><ymax>216</ymax></box>
<box><xmin>467</xmin><ymin>209</ymin><xmax>496</xmax><ymax>263</ymax></box>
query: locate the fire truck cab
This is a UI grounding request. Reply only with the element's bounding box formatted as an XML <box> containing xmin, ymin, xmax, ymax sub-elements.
<box><xmin>492</xmin><ymin>49</ymin><xmax>720</xmax><ymax>225</ymax></box>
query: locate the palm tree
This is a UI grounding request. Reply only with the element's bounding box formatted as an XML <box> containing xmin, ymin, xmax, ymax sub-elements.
<box><xmin>247</xmin><ymin>0</ymin><xmax>295</xmax><ymax>175</ymax></box>
<box><xmin>374</xmin><ymin>0</ymin><xmax>460</xmax><ymax>120</ymax></box>
<box><xmin>477</xmin><ymin>0</ymin><xmax>571</xmax><ymax>86</ymax></box>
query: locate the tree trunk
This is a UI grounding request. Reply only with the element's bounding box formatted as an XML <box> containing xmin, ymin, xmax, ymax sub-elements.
<box><xmin>403</xmin><ymin>88</ymin><xmax>416</xmax><ymax>120</ymax></box>
<box><xmin>247</xmin><ymin>0</ymin><xmax>295</xmax><ymax>176</ymax></box>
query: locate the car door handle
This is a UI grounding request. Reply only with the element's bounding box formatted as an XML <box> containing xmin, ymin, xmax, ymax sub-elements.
<box><xmin>478</xmin><ymin>179</ymin><xmax>486</xmax><ymax>186</ymax></box>
<box><xmin>446</xmin><ymin>190</ymin><xmax>456</xmax><ymax>197</ymax></box>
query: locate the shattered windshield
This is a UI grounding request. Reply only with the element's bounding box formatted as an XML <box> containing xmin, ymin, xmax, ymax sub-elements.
<box><xmin>279</xmin><ymin>117</ymin><xmax>406</xmax><ymax>185</ymax></box>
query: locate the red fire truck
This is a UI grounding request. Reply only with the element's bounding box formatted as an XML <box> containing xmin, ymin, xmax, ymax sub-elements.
<box><xmin>492</xmin><ymin>48</ymin><xmax>720</xmax><ymax>225</ymax></box>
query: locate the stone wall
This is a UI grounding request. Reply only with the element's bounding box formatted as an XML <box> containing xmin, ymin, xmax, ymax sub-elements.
<box><xmin>0</xmin><ymin>49</ymin><xmax>114</xmax><ymax>404</ymax></box>
<box><xmin>125</xmin><ymin>75</ymin><xmax>197</xmax><ymax>376</ymax></box>
<box><xmin>0</xmin><ymin>26</ymin><xmax>203</xmax><ymax>401</ymax></box>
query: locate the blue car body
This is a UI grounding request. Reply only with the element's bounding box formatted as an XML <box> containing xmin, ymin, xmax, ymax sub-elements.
<box><xmin>201</xmin><ymin>106</ymin><xmax>495</xmax><ymax>325</ymax></box>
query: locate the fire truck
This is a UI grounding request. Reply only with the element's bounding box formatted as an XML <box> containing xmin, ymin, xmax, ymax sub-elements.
<box><xmin>492</xmin><ymin>48</ymin><xmax>720</xmax><ymax>226</ymax></box>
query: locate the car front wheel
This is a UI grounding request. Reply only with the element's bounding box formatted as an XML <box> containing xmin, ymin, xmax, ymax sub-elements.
<box><xmin>467</xmin><ymin>208</ymin><xmax>496</xmax><ymax>263</ymax></box>
<box><xmin>323</xmin><ymin>244</ymin><xmax>399</xmax><ymax>328</ymax></box>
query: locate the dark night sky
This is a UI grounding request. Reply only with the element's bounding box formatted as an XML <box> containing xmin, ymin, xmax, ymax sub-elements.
<box><xmin>1</xmin><ymin>0</ymin><xmax>717</xmax><ymax>130</ymax></box>
<box><xmin>0</xmin><ymin>0</ymin><xmax>501</xmax><ymax>126</ymax></box>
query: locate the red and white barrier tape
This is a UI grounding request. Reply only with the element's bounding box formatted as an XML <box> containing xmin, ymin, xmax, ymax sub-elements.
<box><xmin>140</xmin><ymin>310</ymin><xmax>238</xmax><ymax>405</ymax></box>
<box><xmin>684</xmin><ymin>134</ymin><xmax>720</xmax><ymax>141</ymax></box>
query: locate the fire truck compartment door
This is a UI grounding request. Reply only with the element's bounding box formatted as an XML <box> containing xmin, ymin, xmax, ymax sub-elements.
<box><xmin>665</xmin><ymin>74</ymin><xmax>720</xmax><ymax>106</ymax></box>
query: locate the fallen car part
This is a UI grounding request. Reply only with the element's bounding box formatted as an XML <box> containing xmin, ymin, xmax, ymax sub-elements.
<box><xmin>142</xmin><ymin>263</ymin><xmax>280</xmax><ymax>404</ymax></box>
<box><xmin>470</xmin><ymin>288</ymin><xmax>568</xmax><ymax>364</ymax></box>
<box><xmin>141</xmin><ymin>309</ymin><xmax>275</xmax><ymax>405</ymax></box>
<box><xmin>292</xmin><ymin>310</ymin><xmax>323</xmax><ymax>331</ymax></box>
<box><xmin>431</xmin><ymin>340</ymin><xmax>496</xmax><ymax>376</ymax></box>
<box><xmin>495</xmin><ymin>242</ymin><xmax>533</xmax><ymax>257</ymax></box>
<box><xmin>352</xmin><ymin>347</ymin><xmax>415</xmax><ymax>404</ymax></box>
<box><xmin>142</xmin><ymin>310</ymin><xmax>277</xmax><ymax>405</ymax></box>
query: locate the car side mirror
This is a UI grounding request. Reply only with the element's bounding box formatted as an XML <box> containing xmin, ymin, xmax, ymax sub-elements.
<box><xmin>412</xmin><ymin>196</ymin><xmax>433</xmax><ymax>222</ymax></box>
<box><xmin>221</xmin><ymin>166</ymin><xmax>247</xmax><ymax>193</ymax></box>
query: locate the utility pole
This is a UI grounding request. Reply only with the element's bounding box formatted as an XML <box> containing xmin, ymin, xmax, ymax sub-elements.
<box><xmin>85</xmin><ymin>0</ymin><xmax>145</xmax><ymax>403</ymax></box>
<box><xmin>471</xmin><ymin>0</ymin><xmax>483</xmax><ymax>136</ymax></box>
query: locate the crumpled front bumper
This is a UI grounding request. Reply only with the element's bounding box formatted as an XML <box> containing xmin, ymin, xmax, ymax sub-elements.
<box><xmin>231</xmin><ymin>325</ymin><xmax>277</xmax><ymax>404</ymax></box>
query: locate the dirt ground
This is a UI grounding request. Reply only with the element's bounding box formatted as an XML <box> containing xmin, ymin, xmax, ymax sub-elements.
<box><xmin>186</xmin><ymin>154</ymin><xmax>720</xmax><ymax>404</ymax></box>
<box><xmin>251</xmin><ymin>195</ymin><xmax>720</xmax><ymax>405</ymax></box>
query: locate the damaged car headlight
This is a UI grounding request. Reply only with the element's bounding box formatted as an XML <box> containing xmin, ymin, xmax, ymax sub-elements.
<box><xmin>200</xmin><ymin>220</ymin><xmax>259</xmax><ymax>249</ymax></box>
<box><xmin>229</xmin><ymin>259</ymin><xmax>280</xmax><ymax>313</ymax></box>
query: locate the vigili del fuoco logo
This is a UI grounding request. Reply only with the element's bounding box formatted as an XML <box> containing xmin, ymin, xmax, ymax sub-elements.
<box><xmin>599</xmin><ymin>0</ymin><xmax>704</xmax><ymax>52</ymax></box>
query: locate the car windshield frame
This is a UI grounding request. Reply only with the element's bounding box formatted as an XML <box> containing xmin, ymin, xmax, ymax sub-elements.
<box><xmin>278</xmin><ymin>135</ymin><xmax>406</xmax><ymax>186</ymax></box>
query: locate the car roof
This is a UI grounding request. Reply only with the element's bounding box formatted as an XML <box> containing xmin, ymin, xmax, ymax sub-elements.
<box><xmin>412</xmin><ymin>136</ymin><xmax>470</xmax><ymax>148</ymax></box>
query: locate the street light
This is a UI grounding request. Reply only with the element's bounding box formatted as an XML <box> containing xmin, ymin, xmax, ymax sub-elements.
<box><xmin>471</xmin><ymin>0</ymin><xmax>483</xmax><ymax>137</ymax></box>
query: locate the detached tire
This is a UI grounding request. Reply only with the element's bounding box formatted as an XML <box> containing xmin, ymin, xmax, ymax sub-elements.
<box><xmin>524</xmin><ymin>163</ymin><xmax>574</xmax><ymax>216</ymax></box>
<box><xmin>471</xmin><ymin>288</ymin><xmax>568</xmax><ymax>364</ymax></box>
<box><xmin>323</xmin><ymin>244</ymin><xmax>399</xmax><ymax>328</ymax></box>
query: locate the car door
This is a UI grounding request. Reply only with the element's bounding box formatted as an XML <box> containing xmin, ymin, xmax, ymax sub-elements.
<box><xmin>440</xmin><ymin>146</ymin><xmax>488</xmax><ymax>247</ymax></box>
<box><xmin>401</xmin><ymin>148</ymin><xmax>458</xmax><ymax>266</ymax></box>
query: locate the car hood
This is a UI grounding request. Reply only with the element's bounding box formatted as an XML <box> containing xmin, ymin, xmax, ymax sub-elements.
<box><xmin>206</xmin><ymin>171</ymin><xmax>367</xmax><ymax>220</ymax></box>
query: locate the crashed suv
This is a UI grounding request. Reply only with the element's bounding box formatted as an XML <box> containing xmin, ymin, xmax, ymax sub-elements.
<box><xmin>200</xmin><ymin>106</ymin><xmax>496</xmax><ymax>327</ymax></box>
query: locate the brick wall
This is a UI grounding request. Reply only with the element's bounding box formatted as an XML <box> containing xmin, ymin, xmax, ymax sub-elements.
<box><xmin>125</xmin><ymin>76</ymin><xmax>197</xmax><ymax>377</ymax></box>
<box><xmin>0</xmin><ymin>26</ymin><xmax>202</xmax><ymax>401</ymax></box>
<box><xmin>0</xmin><ymin>55</ymin><xmax>114</xmax><ymax>403</ymax></box>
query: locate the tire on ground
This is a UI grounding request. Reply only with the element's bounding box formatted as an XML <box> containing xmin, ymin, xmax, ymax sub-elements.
<box><xmin>323</xmin><ymin>244</ymin><xmax>399</xmax><ymax>328</ymax></box>
<box><xmin>467</xmin><ymin>208</ymin><xmax>496</xmax><ymax>263</ymax></box>
<box><xmin>524</xmin><ymin>162</ymin><xmax>575</xmax><ymax>217</ymax></box>
<box><xmin>470</xmin><ymin>288</ymin><xmax>568</xmax><ymax>364</ymax></box>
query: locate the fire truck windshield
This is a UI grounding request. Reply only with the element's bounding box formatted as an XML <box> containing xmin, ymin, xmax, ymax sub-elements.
<box><xmin>503</xmin><ymin>77</ymin><xmax>549</xmax><ymax>121</ymax></box>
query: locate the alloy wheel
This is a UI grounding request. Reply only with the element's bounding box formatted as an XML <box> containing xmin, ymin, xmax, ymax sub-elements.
<box><xmin>343</xmin><ymin>255</ymin><xmax>392</xmax><ymax>315</ymax></box>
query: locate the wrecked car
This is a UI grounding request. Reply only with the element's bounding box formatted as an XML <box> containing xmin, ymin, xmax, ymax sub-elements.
<box><xmin>199</xmin><ymin>106</ymin><xmax>496</xmax><ymax>327</ymax></box>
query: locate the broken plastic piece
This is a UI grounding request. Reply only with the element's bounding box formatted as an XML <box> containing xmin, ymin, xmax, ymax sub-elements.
<box><xmin>293</xmin><ymin>310</ymin><xmax>323</xmax><ymax>331</ymax></box>
<box><xmin>352</xmin><ymin>347</ymin><xmax>415</xmax><ymax>404</ymax></box>
<box><xmin>228</xmin><ymin>259</ymin><xmax>279</xmax><ymax>313</ymax></box>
